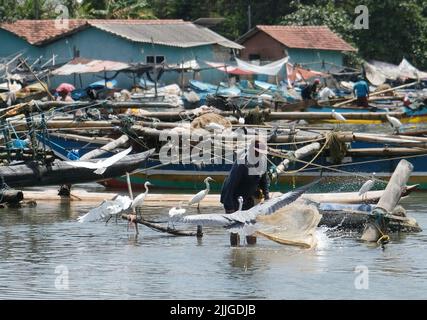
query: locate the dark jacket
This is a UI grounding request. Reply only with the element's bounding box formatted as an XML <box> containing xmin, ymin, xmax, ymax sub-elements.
<box><xmin>220</xmin><ymin>161</ymin><xmax>270</xmax><ymax>212</ymax></box>
<box><xmin>301</xmin><ymin>83</ymin><xmax>318</xmax><ymax>100</ymax></box>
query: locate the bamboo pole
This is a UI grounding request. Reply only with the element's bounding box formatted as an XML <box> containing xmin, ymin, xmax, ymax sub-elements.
<box><xmin>20</xmin><ymin>59</ymin><xmax>55</xmax><ymax>101</ymax></box>
<box><xmin>268</xmin><ymin>111</ymin><xmax>404</xmax><ymax>121</ymax></box>
<box><xmin>347</xmin><ymin>147</ymin><xmax>427</xmax><ymax>156</ymax></box>
<box><xmin>80</xmin><ymin>135</ymin><xmax>129</xmax><ymax>161</ymax></box>
<box><xmin>271</xmin><ymin>142</ymin><xmax>321</xmax><ymax>178</ymax></box>
<box><xmin>353</xmin><ymin>133</ymin><xmax>427</xmax><ymax>148</ymax></box>
<box><xmin>334</xmin><ymin>81</ymin><xmax>418</xmax><ymax>107</ymax></box>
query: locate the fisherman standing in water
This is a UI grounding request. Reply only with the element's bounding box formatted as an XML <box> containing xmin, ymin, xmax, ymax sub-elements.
<box><xmin>220</xmin><ymin>138</ymin><xmax>270</xmax><ymax>246</ymax></box>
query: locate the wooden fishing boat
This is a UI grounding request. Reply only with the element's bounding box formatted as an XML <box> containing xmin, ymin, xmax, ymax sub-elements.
<box><xmin>0</xmin><ymin>149</ymin><xmax>154</xmax><ymax>188</ymax></box>
<box><xmin>40</xmin><ymin>129</ymin><xmax>427</xmax><ymax>191</ymax></box>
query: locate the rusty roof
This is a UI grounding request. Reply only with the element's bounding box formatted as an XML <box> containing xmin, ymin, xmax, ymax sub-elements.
<box><xmin>0</xmin><ymin>19</ymin><xmax>88</xmax><ymax>45</ymax></box>
<box><xmin>239</xmin><ymin>25</ymin><xmax>356</xmax><ymax>52</ymax></box>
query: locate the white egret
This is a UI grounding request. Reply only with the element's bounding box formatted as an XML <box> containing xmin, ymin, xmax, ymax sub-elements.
<box><xmin>66</xmin><ymin>146</ymin><xmax>132</xmax><ymax>175</ymax></box>
<box><xmin>385</xmin><ymin>108</ymin><xmax>402</xmax><ymax>133</ymax></box>
<box><xmin>332</xmin><ymin>109</ymin><xmax>347</xmax><ymax>122</ymax></box>
<box><xmin>188</xmin><ymin>177</ymin><xmax>215</xmax><ymax>212</ymax></box>
<box><xmin>237</xmin><ymin>196</ymin><xmax>243</xmax><ymax>212</ymax></box>
<box><xmin>77</xmin><ymin>195</ymin><xmax>132</xmax><ymax>223</ymax></box>
<box><xmin>178</xmin><ymin>180</ymin><xmax>318</xmax><ymax>231</ymax></box>
<box><xmin>359</xmin><ymin>173</ymin><xmax>376</xmax><ymax>203</ymax></box>
<box><xmin>131</xmin><ymin>181</ymin><xmax>152</xmax><ymax>210</ymax></box>
<box><xmin>168</xmin><ymin>202</ymin><xmax>186</xmax><ymax>229</ymax></box>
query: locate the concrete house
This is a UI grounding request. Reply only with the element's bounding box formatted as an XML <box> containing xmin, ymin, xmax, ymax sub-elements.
<box><xmin>238</xmin><ymin>25</ymin><xmax>357</xmax><ymax>80</ymax></box>
<box><xmin>0</xmin><ymin>19</ymin><xmax>243</xmax><ymax>87</ymax></box>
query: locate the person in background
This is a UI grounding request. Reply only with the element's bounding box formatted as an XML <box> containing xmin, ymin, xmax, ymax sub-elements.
<box><xmin>301</xmin><ymin>78</ymin><xmax>321</xmax><ymax>101</ymax></box>
<box><xmin>319</xmin><ymin>86</ymin><xmax>336</xmax><ymax>101</ymax></box>
<box><xmin>220</xmin><ymin>139</ymin><xmax>270</xmax><ymax>246</ymax></box>
<box><xmin>353</xmin><ymin>75</ymin><xmax>370</xmax><ymax>108</ymax></box>
<box><xmin>55</xmin><ymin>83</ymin><xmax>75</xmax><ymax>102</ymax></box>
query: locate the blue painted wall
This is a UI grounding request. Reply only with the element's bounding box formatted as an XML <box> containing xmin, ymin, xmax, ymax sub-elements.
<box><xmin>288</xmin><ymin>48</ymin><xmax>344</xmax><ymax>71</ymax></box>
<box><xmin>0</xmin><ymin>26</ymin><xmax>230</xmax><ymax>88</ymax></box>
<box><xmin>0</xmin><ymin>29</ymin><xmax>41</xmax><ymax>58</ymax></box>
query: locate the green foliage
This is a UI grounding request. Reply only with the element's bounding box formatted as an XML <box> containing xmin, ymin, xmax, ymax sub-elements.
<box><xmin>0</xmin><ymin>0</ymin><xmax>23</xmax><ymax>22</ymax></box>
<box><xmin>280</xmin><ymin>1</ymin><xmax>361</xmax><ymax>67</ymax></box>
<box><xmin>87</xmin><ymin>0</ymin><xmax>156</xmax><ymax>19</ymax></box>
<box><xmin>280</xmin><ymin>0</ymin><xmax>427</xmax><ymax>69</ymax></box>
<box><xmin>1</xmin><ymin>0</ymin><xmax>426</xmax><ymax>69</ymax></box>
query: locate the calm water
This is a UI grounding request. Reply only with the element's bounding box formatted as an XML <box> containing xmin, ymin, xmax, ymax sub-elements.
<box><xmin>1</xmin><ymin>190</ymin><xmax>427</xmax><ymax>300</ymax></box>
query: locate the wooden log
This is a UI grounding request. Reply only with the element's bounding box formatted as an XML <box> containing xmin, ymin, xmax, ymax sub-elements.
<box><xmin>272</xmin><ymin>142</ymin><xmax>321</xmax><ymax>177</ymax></box>
<box><xmin>80</xmin><ymin>134</ymin><xmax>129</xmax><ymax>161</ymax></box>
<box><xmin>361</xmin><ymin>159</ymin><xmax>414</xmax><ymax>242</ymax></box>
<box><xmin>121</xmin><ymin>214</ymin><xmax>197</xmax><ymax>236</ymax></box>
<box><xmin>0</xmin><ymin>189</ymin><xmax>24</xmax><ymax>204</ymax></box>
<box><xmin>376</xmin><ymin>160</ymin><xmax>414</xmax><ymax>213</ymax></box>
<box><xmin>302</xmin><ymin>185</ymin><xmax>418</xmax><ymax>204</ymax></box>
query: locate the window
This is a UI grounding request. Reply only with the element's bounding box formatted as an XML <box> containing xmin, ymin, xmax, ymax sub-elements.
<box><xmin>146</xmin><ymin>56</ymin><xmax>165</xmax><ymax>64</ymax></box>
<box><xmin>249</xmin><ymin>54</ymin><xmax>261</xmax><ymax>61</ymax></box>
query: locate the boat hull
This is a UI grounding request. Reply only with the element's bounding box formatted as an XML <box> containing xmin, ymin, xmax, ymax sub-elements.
<box><xmin>0</xmin><ymin>150</ymin><xmax>154</xmax><ymax>188</ymax></box>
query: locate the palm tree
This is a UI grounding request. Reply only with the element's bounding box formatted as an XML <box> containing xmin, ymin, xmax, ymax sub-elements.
<box><xmin>86</xmin><ymin>0</ymin><xmax>156</xmax><ymax>19</ymax></box>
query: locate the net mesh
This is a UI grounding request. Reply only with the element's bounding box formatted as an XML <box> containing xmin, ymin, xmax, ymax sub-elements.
<box><xmin>256</xmin><ymin>202</ymin><xmax>322</xmax><ymax>249</ymax></box>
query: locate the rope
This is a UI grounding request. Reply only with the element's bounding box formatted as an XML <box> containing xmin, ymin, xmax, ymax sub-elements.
<box><xmin>269</xmin><ymin>133</ymin><xmax>332</xmax><ymax>175</ymax></box>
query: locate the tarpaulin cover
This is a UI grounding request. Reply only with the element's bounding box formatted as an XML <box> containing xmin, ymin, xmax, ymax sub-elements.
<box><xmin>235</xmin><ymin>57</ymin><xmax>290</xmax><ymax>76</ymax></box>
<box><xmin>52</xmin><ymin>58</ymin><xmax>130</xmax><ymax>75</ymax></box>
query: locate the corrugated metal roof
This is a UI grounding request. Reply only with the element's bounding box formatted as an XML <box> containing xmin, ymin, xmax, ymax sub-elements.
<box><xmin>0</xmin><ymin>19</ymin><xmax>243</xmax><ymax>49</ymax></box>
<box><xmin>90</xmin><ymin>21</ymin><xmax>243</xmax><ymax>49</ymax></box>
<box><xmin>239</xmin><ymin>25</ymin><xmax>356</xmax><ymax>52</ymax></box>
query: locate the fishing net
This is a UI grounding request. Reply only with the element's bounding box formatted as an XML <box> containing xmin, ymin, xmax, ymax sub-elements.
<box><xmin>191</xmin><ymin>113</ymin><xmax>232</xmax><ymax>130</ymax></box>
<box><xmin>255</xmin><ymin>202</ymin><xmax>322</xmax><ymax>249</ymax></box>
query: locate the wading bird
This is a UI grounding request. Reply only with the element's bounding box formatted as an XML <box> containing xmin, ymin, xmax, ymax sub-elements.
<box><xmin>66</xmin><ymin>146</ymin><xmax>132</xmax><ymax>175</ymax></box>
<box><xmin>188</xmin><ymin>177</ymin><xmax>215</xmax><ymax>212</ymax></box>
<box><xmin>168</xmin><ymin>202</ymin><xmax>186</xmax><ymax>229</ymax></box>
<box><xmin>77</xmin><ymin>195</ymin><xmax>133</xmax><ymax>223</ymax></box>
<box><xmin>77</xmin><ymin>181</ymin><xmax>152</xmax><ymax>224</ymax></box>
<box><xmin>359</xmin><ymin>173</ymin><xmax>376</xmax><ymax>203</ymax></box>
<box><xmin>385</xmin><ymin>108</ymin><xmax>402</xmax><ymax>134</ymax></box>
<box><xmin>332</xmin><ymin>109</ymin><xmax>347</xmax><ymax>122</ymax></box>
<box><xmin>131</xmin><ymin>181</ymin><xmax>152</xmax><ymax>210</ymax></box>
<box><xmin>177</xmin><ymin>181</ymin><xmax>318</xmax><ymax>232</ymax></box>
